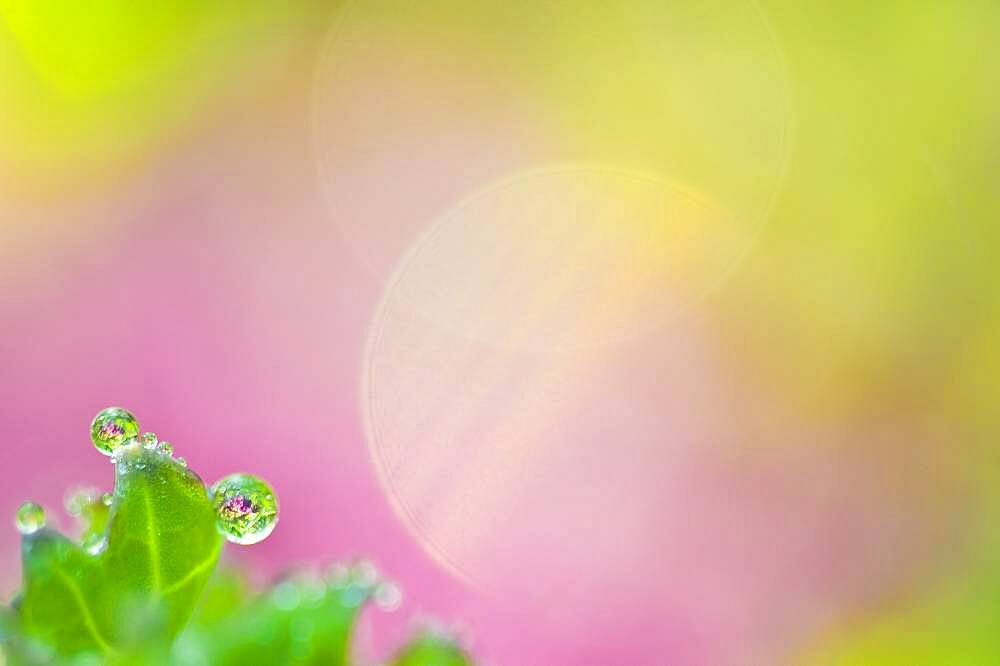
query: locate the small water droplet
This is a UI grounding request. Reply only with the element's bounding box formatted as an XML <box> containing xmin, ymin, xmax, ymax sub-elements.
<box><xmin>176</xmin><ymin>456</ymin><xmax>187</xmax><ymax>467</ymax></box>
<box><xmin>90</xmin><ymin>407</ymin><xmax>140</xmax><ymax>456</ymax></box>
<box><xmin>158</xmin><ymin>441</ymin><xmax>173</xmax><ymax>456</ymax></box>
<box><xmin>211</xmin><ymin>474</ymin><xmax>279</xmax><ymax>545</ymax></box>
<box><xmin>141</xmin><ymin>432</ymin><xmax>158</xmax><ymax>449</ymax></box>
<box><xmin>64</xmin><ymin>487</ymin><xmax>97</xmax><ymax>517</ymax></box>
<box><xmin>15</xmin><ymin>502</ymin><xmax>46</xmax><ymax>535</ymax></box>
<box><xmin>373</xmin><ymin>581</ymin><xmax>403</xmax><ymax>611</ymax></box>
<box><xmin>83</xmin><ymin>534</ymin><xmax>107</xmax><ymax>555</ymax></box>
<box><xmin>101</xmin><ymin>493</ymin><xmax>113</xmax><ymax>507</ymax></box>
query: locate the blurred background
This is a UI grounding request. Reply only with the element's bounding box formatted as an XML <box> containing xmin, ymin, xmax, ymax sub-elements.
<box><xmin>1</xmin><ymin>1</ymin><xmax>998</xmax><ymax>664</ymax></box>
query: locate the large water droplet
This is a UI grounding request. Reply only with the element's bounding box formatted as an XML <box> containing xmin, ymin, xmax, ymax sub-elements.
<box><xmin>90</xmin><ymin>407</ymin><xmax>140</xmax><ymax>456</ymax></box>
<box><xmin>16</xmin><ymin>502</ymin><xmax>46</xmax><ymax>535</ymax></box>
<box><xmin>211</xmin><ymin>474</ymin><xmax>279</xmax><ymax>545</ymax></box>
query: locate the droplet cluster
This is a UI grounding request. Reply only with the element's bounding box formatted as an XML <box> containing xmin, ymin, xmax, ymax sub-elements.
<box><xmin>13</xmin><ymin>407</ymin><xmax>282</xmax><ymax>554</ymax></box>
<box><xmin>265</xmin><ymin>561</ymin><xmax>403</xmax><ymax>614</ymax></box>
<box><xmin>326</xmin><ymin>560</ymin><xmax>403</xmax><ymax>611</ymax></box>
<box><xmin>210</xmin><ymin>474</ymin><xmax>279</xmax><ymax>545</ymax></box>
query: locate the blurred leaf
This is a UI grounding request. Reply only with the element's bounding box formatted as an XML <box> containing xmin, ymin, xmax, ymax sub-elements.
<box><xmin>390</xmin><ymin>633</ymin><xmax>474</xmax><ymax>666</ymax></box>
<box><xmin>175</xmin><ymin>569</ymin><xmax>369</xmax><ymax>665</ymax></box>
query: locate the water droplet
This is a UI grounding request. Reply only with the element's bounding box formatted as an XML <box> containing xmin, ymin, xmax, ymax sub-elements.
<box><xmin>158</xmin><ymin>441</ymin><xmax>173</xmax><ymax>456</ymax></box>
<box><xmin>141</xmin><ymin>432</ymin><xmax>158</xmax><ymax>449</ymax></box>
<box><xmin>176</xmin><ymin>456</ymin><xmax>187</xmax><ymax>467</ymax></box>
<box><xmin>101</xmin><ymin>493</ymin><xmax>114</xmax><ymax>507</ymax></box>
<box><xmin>374</xmin><ymin>581</ymin><xmax>403</xmax><ymax>611</ymax></box>
<box><xmin>83</xmin><ymin>534</ymin><xmax>107</xmax><ymax>555</ymax></box>
<box><xmin>15</xmin><ymin>502</ymin><xmax>46</xmax><ymax>535</ymax></box>
<box><xmin>211</xmin><ymin>474</ymin><xmax>279</xmax><ymax>545</ymax></box>
<box><xmin>90</xmin><ymin>407</ymin><xmax>140</xmax><ymax>456</ymax></box>
<box><xmin>64</xmin><ymin>487</ymin><xmax>98</xmax><ymax>517</ymax></box>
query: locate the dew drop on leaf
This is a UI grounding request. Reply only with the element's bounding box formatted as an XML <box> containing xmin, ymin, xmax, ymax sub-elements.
<box><xmin>82</xmin><ymin>533</ymin><xmax>107</xmax><ymax>555</ymax></box>
<box><xmin>141</xmin><ymin>432</ymin><xmax>158</xmax><ymax>449</ymax></box>
<box><xmin>210</xmin><ymin>474</ymin><xmax>279</xmax><ymax>545</ymax></box>
<box><xmin>158</xmin><ymin>441</ymin><xmax>173</xmax><ymax>456</ymax></box>
<box><xmin>15</xmin><ymin>502</ymin><xmax>46</xmax><ymax>534</ymax></box>
<box><xmin>64</xmin><ymin>486</ymin><xmax>97</xmax><ymax>516</ymax></box>
<box><xmin>90</xmin><ymin>407</ymin><xmax>140</xmax><ymax>456</ymax></box>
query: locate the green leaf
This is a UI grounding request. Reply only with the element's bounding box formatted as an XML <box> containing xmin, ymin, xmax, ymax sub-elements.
<box><xmin>14</xmin><ymin>444</ymin><xmax>223</xmax><ymax>658</ymax></box>
<box><xmin>389</xmin><ymin>633</ymin><xmax>474</xmax><ymax>666</ymax></box>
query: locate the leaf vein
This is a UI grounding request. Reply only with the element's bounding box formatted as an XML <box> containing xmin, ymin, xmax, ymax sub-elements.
<box><xmin>161</xmin><ymin>540</ymin><xmax>221</xmax><ymax>595</ymax></box>
<box><xmin>143</xmin><ymin>487</ymin><xmax>163</xmax><ymax>592</ymax></box>
<box><xmin>52</xmin><ymin>566</ymin><xmax>115</xmax><ymax>654</ymax></box>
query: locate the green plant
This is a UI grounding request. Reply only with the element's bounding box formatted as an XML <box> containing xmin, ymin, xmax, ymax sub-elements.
<box><xmin>0</xmin><ymin>408</ymin><xmax>473</xmax><ymax>665</ymax></box>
